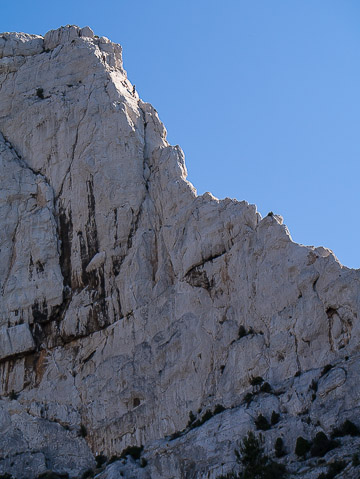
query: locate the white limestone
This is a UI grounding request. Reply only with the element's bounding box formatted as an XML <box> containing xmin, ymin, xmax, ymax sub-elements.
<box><xmin>0</xmin><ymin>25</ymin><xmax>359</xmax><ymax>479</ymax></box>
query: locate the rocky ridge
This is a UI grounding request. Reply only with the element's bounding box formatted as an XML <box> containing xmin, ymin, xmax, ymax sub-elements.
<box><xmin>0</xmin><ymin>25</ymin><xmax>359</xmax><ymax>479</ymax></box>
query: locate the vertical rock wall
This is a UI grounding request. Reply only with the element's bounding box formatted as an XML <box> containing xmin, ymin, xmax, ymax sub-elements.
<box><xmin>0</xmin><ymin>25</ymin><xmax>359</xmax><ymax>479</ymax></box>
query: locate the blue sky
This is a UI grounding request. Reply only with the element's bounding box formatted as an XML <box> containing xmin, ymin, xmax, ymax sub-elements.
<box><xmin>2</xmin><ymin>1</ymin><xmax>360</xmax><ymax>268</ymax></box>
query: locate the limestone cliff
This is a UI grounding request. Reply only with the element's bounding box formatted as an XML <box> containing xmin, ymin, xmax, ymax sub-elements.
<box><xmin>0</xmin><ymin>26</ymin><xmax>359</xmax><ymax>479</ymax></box>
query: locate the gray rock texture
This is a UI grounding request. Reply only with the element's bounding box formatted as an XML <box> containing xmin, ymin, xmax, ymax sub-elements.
<box><xmin>0</xmin><ymin>25</ymin><xmax>359</xmax><ymax>479</ymax></box>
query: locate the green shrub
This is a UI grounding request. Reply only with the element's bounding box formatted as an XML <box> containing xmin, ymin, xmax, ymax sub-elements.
<box><xmin>214</xmin><ymin>404</ymin><xmax>226</xmax><ymax>415</ymax></box>
<box><xmin>318</xmin><ymin>460</ymin><xmax>346</xmax><ymax>479</ymax></box>
<box><xmin>187</xmin><ymin>410</ymin><xmax>196</xmax><ymax>427</ymax></box>
<box><xmin>274</xmin><ymin>437</ymin><xmax>285</xmax><ymax>458</ymax></box>
<box><xmin>37</xmin><ymin>473</ymin><xmax>68</xmax><ymax>479</ymax></box>
<box><xmin>310</xmin><ymin>432</ymin><xmax>338</xmax><ymax>458</ymax></box>
<box><xmin>260</xmin><ymin>383</ymin><xmax>272</xmax><ymax>393</ymax></box>
<box><xmin>250</xmin><ymin>376</ymin><xmax>264</xmax><ymax>387</ymax></box>
<box><xmin>36</xmin><ymin>88</ymin><xmax>45</xmax><ymax>99</ymax></box>
<box><xmin>216</xmin><ymin>432</ymin><xmax>288</xmax><ymax>478</ymax></box>
<box><xmin>244</xmin><ymin>393</ymin><xmax>254</xmax><ymax>406</ymax></box>
<box><xmin>238</xmin><ymin>431</ymin><xmax>287</xmax><ymax>478</ymax></box>
<box><xmin>81</xmin><ymin>470</ymin><xmax>94</xmax><ymax>479</ymax></box>
<box><xmin>79</xmin><ymin>424</ymin><xmax>87</xmax><ymax>437</ymax></box>
<box><xmin>255</xmin><ymin>414</ymin><xmax>270</xmax><ymax>431</ymax></box>
<box><xmin>238</xmin><ymin>325</ymin><xmax>247</xmax><ymax>339</ymax></box>
<box><xmin>120</xmin><ymin>445</ymin><xmax>143</xmax><ymax>460</ymax></box>
<box><xmin>216</xmin><ymin>473</ymin><xmax>238</xmax><ymax>479</ymax></box>
<box><xmin>271</xmin><ymin>411</ymin><xmax>280</xmax><ymax>426</ymax></box>
<box><xmin>310</xmin><ymin>380</ymin><xmax>318</xmax><ymax>392</ymax></box>
<box><xmin>9</xmin><ymin>390</ymin><xmax>18</xmax><ymax>400</ymax></box>
<box><xmin>295</xmin><ymin>436</ymin><xmax>312</xmax><ymax>457</ymax></box>
<box><xmin>331</xmin><ymin>419</ymin><xmax>360</xmax><ymax>438</ymax></box>
<box><xmin>169</xmin><ymin>430</ymin><xmax>182</xmax><ymax>441</ymax></box>
<box><xmin>200</xmin><ymin>409</ymin><xmax>213</xmax><ymax>423</ymax></box>
<box><xmin>95</xmin><ymin>454</ymin><xmax>107</xmax><ymax>468</ymax></box>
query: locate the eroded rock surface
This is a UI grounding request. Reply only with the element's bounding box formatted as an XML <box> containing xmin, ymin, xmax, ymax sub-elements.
<box><xmin>0</xmin><ymin>25</ymin><xmax>359</xmax><ymax>479</ymax></box>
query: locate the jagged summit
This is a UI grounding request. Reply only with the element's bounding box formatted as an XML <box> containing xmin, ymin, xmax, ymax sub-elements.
<box><xmin>0</xmin><ymin>26</ymin><xmax>359</xmax><ymax>479</ymax></box>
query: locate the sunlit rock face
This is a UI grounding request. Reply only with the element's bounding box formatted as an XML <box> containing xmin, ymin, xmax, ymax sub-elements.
<box><xmin>0</xmin><ymin>25</ymin><xmax>359</xmax><ymax>479</ymax></box>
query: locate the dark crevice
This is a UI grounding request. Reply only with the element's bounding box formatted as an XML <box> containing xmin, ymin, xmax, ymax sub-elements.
<box><xmin>184</xmin><ymin>250</ymin><xmax>226</xmax><ymax>290</ymax></box>
<box><xmin>326</xmin><ymin>307</ymin><xmax>338</xmax><ymax>319</ymax></box>
<box><xmin>58</xmin><ymin>207</ymin><xmax>73</xmax><ymax>289</ymax></box>
<box><xmin>185</xmin><ymin>249</ymin><xmax>227</xmax><ymax>278</ymax></box>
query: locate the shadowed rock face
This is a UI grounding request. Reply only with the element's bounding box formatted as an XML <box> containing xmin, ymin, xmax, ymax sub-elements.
<box><xmin>0</xmin><ymin>25</ymin><xmax>359</xmax><ymax>479</ymax></box>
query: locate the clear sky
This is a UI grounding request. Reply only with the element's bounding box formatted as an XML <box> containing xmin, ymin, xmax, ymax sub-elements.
<box><xmin>2</xmin><ymin>1</ymin><xmax>360</xmax><ymax>268</ymax></box>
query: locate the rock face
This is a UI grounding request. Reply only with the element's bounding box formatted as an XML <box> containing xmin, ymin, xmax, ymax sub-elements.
<box><xmin>0</xmin><ymin>25</ymin><xmax>359</xmax><ymax>479</ymax></box>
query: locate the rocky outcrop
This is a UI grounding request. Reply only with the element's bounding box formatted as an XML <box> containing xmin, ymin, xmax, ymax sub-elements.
<box><xmin>0</xmin><ymin>25</ymin><xmax>359</xmax><ymax>479</ymax></box>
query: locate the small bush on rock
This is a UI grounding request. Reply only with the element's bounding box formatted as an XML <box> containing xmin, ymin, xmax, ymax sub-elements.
<box><xmin>255</xmin><ymin>414</ymin><xmax>270</xmax><ymax>431</ymax></box>
<box><xmin>238</xmin><ymin>325</ymin><xmax>247</xmax><ymax>339</ymax></box>
<box><xmin>81</xmin><ymin>470</ymin><xmax>94</xmax><ymax>479</ymax></box>
<box><xmin>260</xmin><ymin>382</ymin><xmax>272</xmax><ymax>393</ymax></box>
<box><xmin>95</xmin><ymin>454</ymin><xmax>107</xmax><ymax>468</ymax></box>
<box><xmin>120</xmin><ymin>445</ymin><xmax>143</xmax><ymax>461</ymax></box>
<box><xmin>216</xmin><ymin>431</ymin><xmax>287</xmax><ymax>478</ymax></box>
<box><xmin>271</xmin><ymin>411</ymin><xmax>280</xmax><ymax>426</ymax></box>
<box><xmin>37</xmin><ymin>473</ymin><xmax>69</xmax><ymax>479</ymax></box>
<box><xmin>310</xmin><ymin>380</ymin><xmax>318</xmax><ymax>392</ymax></box>
<box><xmin>9</xmin><ymin>390</ymin><xmax>18</xmax><ymax>400</ymax></box>
<box><xmin>295</xmin><ymin>437</ymin><xmax>312</xmax><ymax>457</ymax></box>
<box><xmin>310</xmin><ymin>432</ymin><xmax>338</xmax><ymax>458</ymax></box>
<box><xmin>216</xmin><ymin>473</ymin><xmax>238</xmax><ymax>479</ymax></box>
<box><xmin>187</xmin><ymin>410</ymin><xmax>196</xmax><ymax>427</ymax></box>
<box><xmin>317</xmin><ymin>460</ymin><xmax>346</xmax><ymax>479</ymax></box>
<box><xmin>36</xmin><ymin>88</ymin><xmax>45</xmax><ymax>99</ymax></box>
<box><xmin>214</xmin><ymin>404</ymin><xmax>226</xmax><ymax>415</ymax></box>
<box><xmin>274</xmin><ymin>437</ymin><xmax>285</xmax><ymax>458</ymax></box>
<box><xmin>239</xmin><ymin>431</ymin><xmax>287</xmax><ymax>478</ymax></box>
<box><xmin>331</xmin><ymin>419</ymin><xmax>360</xmax><ymax>438</ymax></box>
<box><xmin>250</xmin><ymin>376</ymin><xmax>264</xmax><ymax>387</ymax></box>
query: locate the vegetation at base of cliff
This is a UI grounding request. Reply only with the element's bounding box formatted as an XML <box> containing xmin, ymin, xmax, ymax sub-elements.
<box><xmin>170</xmin><ymin>403</ymin><xmax>227</xmax><ymax>440</ymax></box>
<box><xmin>36</xmin><ymin>88</ymin><xmax>45</xmax><ymax>99</ymax></box>
<box><xmin>353</xmin><ymin>452</ymin><xmax>360</xmax><ymax>467</ymax></box>
<box><xmin>243</xmin><ymin>376</ymin><xmax>276</xmax><ymax>408</ymax></box>
<box><xmin>120</xmin><ymin>445</ymin><xmax>144</xmax><ymax>460</ymax></box>
<box><xmin>295</xmin><ymin>430</ymin><xmax>340</xmax><ymax>459</ymax></box>
<box><xmin>81</xmin><ymin>470</ymin><xmax>94</xmax><ymax>479</ymax></box>
<box><xmin>255</xmin><ymin>414</ymin><xmax>270</xmax><ymax>431</ymax></box>
<box><xmin>310</xmin><ymin>432</ymin><xmax>339</xmax><ymax>458</ymax></box>
<box><xmin>38</xmin><ymin>473</ymin><xmax>69</xmax><ymax>479</ymax></box>
<box><xmin>79</xmin><ymin>424</ymin><xmax>88</xmax><ymax>438</ymax></box>
<box><xmin>95</xmin><ymin>454</ymin><xmax>107</xmax><ymax>468</ymax></box>
<box><xmin>295</xmin><ymin>436</ymin><xmax>312</xmax><ymax>457</ymax></box>
<box><xmin>317</xmin><ymin>460</ymin><xmax>346</xmax><ymax>479</ymax></box>
<box><xmin>331</xmin><ymin>419</ymin><xmax>360</xmax><ymax>438</ymax></box>
<box><xmin>238</xmin><ymin>325</ymin><xmax>254</xmax><ymax>339</ymax></box>
<box><xmin>274</xmin><ymin>437</ymin><xmax>286</xmax><ymax>458</ymax></box>
<box><xmin>8</xmin><ymin>390</ymin><xmax>19</xmax><ymax>400</ymax></box>
<box><xmin>216</xmin><ymin>431</ymin><xmax>287</xmax><ymax>479</ymax></box>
